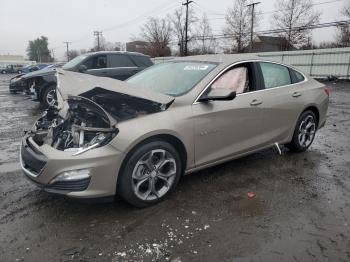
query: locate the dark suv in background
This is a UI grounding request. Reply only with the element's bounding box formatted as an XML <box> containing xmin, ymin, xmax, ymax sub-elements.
<box><xmin>2</xmin><ymin>64</ymin><xmax>24</xmax><ymax>74</ymax></box>
<box><xmin>9</xmin><ymin>51</ymin><xmax>153</xmax><ymax>107</ymax></box>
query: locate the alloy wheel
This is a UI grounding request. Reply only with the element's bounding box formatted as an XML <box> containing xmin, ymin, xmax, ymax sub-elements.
<box><xmin>132</xmin><ymin>149</ymin><xmax>177</xmax><ymax>201</ymax></box>
<box><xmin>46</xmin><ymin>89</ymin><xmax>56</xmax><ymax>106</ymax></box>
<box><xmin>298</xmin><ymin>114</ymin><xmax>316</xmax><ymax>148</ymax></box>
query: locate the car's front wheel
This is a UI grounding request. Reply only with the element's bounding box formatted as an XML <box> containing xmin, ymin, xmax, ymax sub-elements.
<box><xmin>41</xmin><ymin>85</ymin><xmax>57</xmax><ymax>108</ymax></box>
<box><xmin>117</xmin><ymin>141</ymin><xmax>182</xmax><ymax>207</ymax></box>
<box><xmin>286</xmin><ymin>110</ymin><xmax>317</xmax><ymax>152</ymax></box>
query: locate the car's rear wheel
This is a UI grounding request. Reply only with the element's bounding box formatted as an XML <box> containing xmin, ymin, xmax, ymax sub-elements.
<box><xmin>42</xmin><ymin>85</ymin><xmax>57</xmax><ymax>108</ymax></box>
<box><xmin>286</xmin><ymin>110</ymin><xmax>317</xmax><ymax>152</ymax></box>
<box><xmin>1</xmin><ymin>70</ymin><xmax>6</xmax><ymax>74</ymax></box>
<box><xmin>117</xmin><ymin>141</ymin><xmax>182</xmax><ymax>207</ymax></box>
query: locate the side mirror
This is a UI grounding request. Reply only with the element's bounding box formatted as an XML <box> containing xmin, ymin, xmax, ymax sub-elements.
<box><xmin>78</xmin><ymin>64</ymin><xmax>88</xmax><ymax>73</ymax></box>
<box><xmin>198</xmin><ymin>89</ymin><xmax>236</xmax><ymax>102</ymax></box>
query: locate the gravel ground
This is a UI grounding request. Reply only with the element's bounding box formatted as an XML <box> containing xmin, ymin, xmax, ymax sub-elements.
<box><xmin>0</xmin><ymin>74</ymin><xmax>349</xmax><ymax>262</ymax></box>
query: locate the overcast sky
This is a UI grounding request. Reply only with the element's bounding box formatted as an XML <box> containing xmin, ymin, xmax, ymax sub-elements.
<box><xmin>0</xmin><ymin>0</ymin><xmax>347</xmax><ymax>60</ymax></box>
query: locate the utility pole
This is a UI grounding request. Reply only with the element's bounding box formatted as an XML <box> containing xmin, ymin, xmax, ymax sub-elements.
<box><xmin>63</xmin><ymin>42</ymin><xmax>71</xmax><ymax>61</ymax></box>
<box><xmin>94</xmin><ymin>31</ymin><xmax>103</xmax><ymax>51</ymax></box>
<box><xmin>51</xmin><ymin>49</ymin><xmax>55</xmax><ymax>62</ymax></box>
<box><xmin>247</xmin><ymin>2</ymin><xmax>260</xmax><ymax>53</ymax></box>
<box><xmin>182</xmin><ymin>0</ymin><xmax>193</xmax><ymax>56</ymax></box>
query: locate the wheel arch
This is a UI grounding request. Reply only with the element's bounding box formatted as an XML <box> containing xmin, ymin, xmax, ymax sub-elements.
<box><xmin>117</xmin><ymin>133</ymin><xmax>188</xmax><ymax>181</ymax></box>
<box><xmin>302</xmin><ymin>105</ymin><xmax>320</xmax><ymax>128</ymax></box>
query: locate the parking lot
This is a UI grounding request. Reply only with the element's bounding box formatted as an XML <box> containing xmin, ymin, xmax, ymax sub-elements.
<box><xmin>0</xmin><ymin>73</ymin><xmax>349</xmax><ymax>261</ymax></box>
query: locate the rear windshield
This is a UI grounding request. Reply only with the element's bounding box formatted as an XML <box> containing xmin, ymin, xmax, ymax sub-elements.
<box><xmin>127</xmin><ymin>61</ymin><xmax>217</xmax><ymax>97</ymax></box>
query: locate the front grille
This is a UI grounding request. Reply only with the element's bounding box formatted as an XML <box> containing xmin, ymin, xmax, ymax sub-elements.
<box><xmin>21</xmin><ymin>138</ymin><xmax>47</xmax><ymax>175</ymax></box>
<box><xmin>47</xmin><ymin>177</ymin><xmax>91</xmax><ymax>192</ymax></box>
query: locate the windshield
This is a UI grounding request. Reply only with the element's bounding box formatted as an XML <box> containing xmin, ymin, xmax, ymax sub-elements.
<box><xmin>62</xmin><ymin>54</ymin><xmax>88</xmax><ymax>70</ymax></box>
<box><xmin>126</xmin><ymin>61</ymin><xmax>217</xmax><ymax>97</ymax></box>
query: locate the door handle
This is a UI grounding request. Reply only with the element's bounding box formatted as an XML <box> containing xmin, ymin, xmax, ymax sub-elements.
<box><xmin>292</xmin><ymin>92</ymin><xmax>302</xmax><ymax>98</ymax></box>
<box><xmin>250</xmin><ymin>99</ymin><xmax>262</xmax><ymax>106</ymax></box>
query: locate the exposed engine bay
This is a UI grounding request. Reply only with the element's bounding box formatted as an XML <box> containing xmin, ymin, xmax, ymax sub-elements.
<box><xmin>28</xmin><ymin>88</ymin><xmax>166</xmax><ymax>155</ymax></box>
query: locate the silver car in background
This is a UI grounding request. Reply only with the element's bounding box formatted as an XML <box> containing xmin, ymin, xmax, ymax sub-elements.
<box><xmin>20</xmin><ymin>54</ymin><xmax>329</xmax><ymax>207</ymax></box>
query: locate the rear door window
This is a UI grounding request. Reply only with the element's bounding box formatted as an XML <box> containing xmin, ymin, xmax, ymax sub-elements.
<box><xmin>109</xmin><ymin>54</ymin><xmax>135</xmax><ymax>68</ymax></box>
<box><xmin>130</xmin><ymin>55</ymin><xmax>153</xmax><ymax>67</ymax></box>
<box><xmin>83</xmin><ymin>55</ymin><xmax>107</xmax><ymax>69</ymax></box>
<box><xmin>259</xmin><ymin>62</ymin><xmax>292</xmax><ymax>89</ymax></box>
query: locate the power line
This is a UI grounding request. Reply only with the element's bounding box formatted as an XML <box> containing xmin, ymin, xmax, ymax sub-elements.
<box><xmin>50</xmin><ymin>0</ymin><xmax>178</xmax><ymax>51</ymax></box>
<box><xmin>51</xmin><ymin>0</ymin><xmax>347</xmax><ymax>56</ymax></box>
<box><xmin>186</xmin><ymin>20</ymin><xmax>350</xmax><ymax>41</ymax></box>
<box><xmin>195</xmin><ymin>0</ymin><xmax>345</xmax><ymax>18</ymax></box>
<box><xmin>101</xmin><ymin>0</ymin><xmax>177</xmax><ymax>32</ymax></box>
<box><xmin>259</xmin><ymin>0</ymin><xmax>345</xmax><ymax>15</ymax></box>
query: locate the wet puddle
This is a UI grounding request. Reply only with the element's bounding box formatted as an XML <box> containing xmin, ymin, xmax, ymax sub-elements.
<box><xmin>239</xmin><ymin>197</ymin><xmax>267</xmax><ymax>217</ymax></box>
<box><xmin>0</xmin><ymin>162</ymin><xmax>21</xmax><ymax>173</ymax></box>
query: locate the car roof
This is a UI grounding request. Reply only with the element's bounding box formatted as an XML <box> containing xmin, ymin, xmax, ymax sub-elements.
<box><xmin>85</xmin><ymin>51</ymin><xmax>150</xmax><ymax>57</ymax></box>
<box><xmin>172</xmin><ymin>53</ymin><xmax>278</xmax><ymax>66</ymax></box>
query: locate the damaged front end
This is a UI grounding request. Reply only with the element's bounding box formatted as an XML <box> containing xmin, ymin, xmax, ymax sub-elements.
<box><xmin>29</xmin><ymin>95</ymin><xmax>118</xmax><ymax>156</ymax></box>
<box><xmin>27</xmin><ymin>85</ymin><xmax>172</xmax><ymax>156</ymax></box>
<box><xmin>20</xmin><ymin>70</ymin><xmax>175</xmax><ymax>196</ymax></box>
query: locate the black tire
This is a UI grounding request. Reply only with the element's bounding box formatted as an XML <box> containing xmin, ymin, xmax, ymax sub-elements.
<box><xmin>1</xmin><ymin>70</ymin><xmax>6</xmax><ymax>74</ymax></box>
<box><xmin>286</xmin><ymin>110</ymin><xmax>317</xmax><ymax>152</ymax></box>
<box><xmin>41</xmin><ymin>85</ymin><xmax>57</xmax><ymax>108</ymax></box>
<box><xmin>117</xmin><ymin>141</ymin><xmax>182</xmax><ymax>207</ymax></box>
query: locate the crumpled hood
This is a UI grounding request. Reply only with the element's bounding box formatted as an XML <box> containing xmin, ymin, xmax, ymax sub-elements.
<box><xmin>21</xmin><ymin>68</ymin><xmax>56</xmax><ymax>79</ymax></box>
<box><xmin>56</xmin><ymin>69</ymin><xmax>174</xmax><ymax>106</ymax></box>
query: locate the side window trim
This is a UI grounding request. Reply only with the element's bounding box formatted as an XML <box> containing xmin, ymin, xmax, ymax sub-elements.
<box><xmin>194</xmin><ymin>62</ymin><xmax>260</xmax><ymax>104</ymax></box>
<box><xmin>253</xmin><ymin>62</ymin><xmax>265</xmax><ymax>91</ymax></box>
<box><xmin>193</xmin><ymin>60</ymin><xmax>308</xmax><ymax>104</ymax></box>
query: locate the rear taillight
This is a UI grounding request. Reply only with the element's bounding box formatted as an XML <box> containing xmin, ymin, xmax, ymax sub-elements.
<box><xmin>324</xmin><ymin>86</ymin><xmax>330</xmax><ymax>96</ymax></box>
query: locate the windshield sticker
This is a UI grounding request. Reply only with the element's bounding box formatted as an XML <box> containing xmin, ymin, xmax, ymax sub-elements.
<box><xmin>184</xmin><ymin>65</ymin><xmax>209</xmax><ymax>71</ymax></box>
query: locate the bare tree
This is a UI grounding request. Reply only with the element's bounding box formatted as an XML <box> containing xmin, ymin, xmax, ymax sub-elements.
<box><xmin>192</xmin><ymin>14</ymin><xmax>216</xmax><ymax>54</ymax></box>
<box><xmin>140</xmin><ymin>17</ymin><xmax>172</xmax><ymax>57</ymax></box>
<box><xmin>170</xmin><ymin>7</ymin><xmax>197</xmax><ymax>56</ymax></box>
<box><xmin>79</xmin><ymin>49</ymin><xmax>88</xmax><ymax>54</ymax></box>
<box><xmin>335</xmin><ymin>2</ymin><xmax>350</xmax><ymax>47</ymax></box>
<box><xmin>67</xmin><ymin>50</ymin><xmax>79</xmax><ymax>60</ymax></box>
<box><xmin>344</xmin><ymin>0</ymin><xmax>350</xmax><ymax>17</ymax></box>
<box><xmin>104</xmin><ymin>42</ymin><xmax>122</xmax><ymax>51</ymax></box>
<box><xmin>272</xmin><ymin>0</ymin><xmax>320</xmax><ymax>50</ymax></box>
<box><xmin>223</xmin><ymin>0</ymin><xmax>252</xmax><ymax>53</ymax></box>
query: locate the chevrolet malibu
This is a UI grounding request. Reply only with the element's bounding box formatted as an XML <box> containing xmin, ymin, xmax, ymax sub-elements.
<box><xmin>20</xmin><ymin>54</ymin><xmax>329</xmax><ymax>207</ymax></box>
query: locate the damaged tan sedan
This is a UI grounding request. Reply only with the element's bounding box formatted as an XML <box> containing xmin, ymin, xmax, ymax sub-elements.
<box><xmin>20</xmin><ymin>55</ymin><xmax>329</xmax><ymax>207</ymax></box>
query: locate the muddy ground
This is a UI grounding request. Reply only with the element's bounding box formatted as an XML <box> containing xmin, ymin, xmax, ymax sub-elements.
<box><xmin>0</xmin><ymin>74</ymin><xmax>349</xmax><ymax>262</ymax></box>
